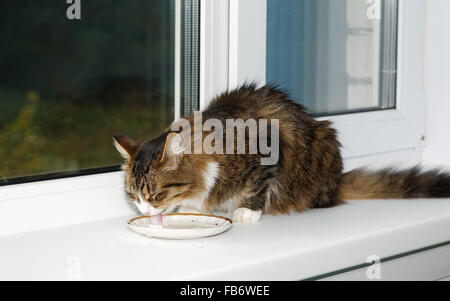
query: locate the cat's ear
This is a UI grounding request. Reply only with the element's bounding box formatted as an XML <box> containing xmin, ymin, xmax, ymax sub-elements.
<box><xmin>113</xmin><ymin>135</ymin><xmax>138</xmax><ymax>160</ymax></box>
<box><xmin>160</xmin><ymin>133</ymin><xmax>185</xmax><ymax>170</ymax></box>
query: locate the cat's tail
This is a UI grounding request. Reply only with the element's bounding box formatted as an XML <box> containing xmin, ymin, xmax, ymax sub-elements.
<box><xmin>337</xmin><ymin>166</ymin><xmax>450</xmax><ymax>201</ymax></box>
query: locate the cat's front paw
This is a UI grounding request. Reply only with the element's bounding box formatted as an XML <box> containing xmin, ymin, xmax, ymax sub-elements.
<box><xmin>232</xmin><ymin>208</ymin><xmax>262</xmax><ymax>223</ymax></box>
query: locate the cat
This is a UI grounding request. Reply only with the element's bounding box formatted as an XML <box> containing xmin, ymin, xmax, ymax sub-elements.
<box><xmin>113</xmin><ymin>84</ymin><xmax>450</xmax><ymax>223</ymax></box>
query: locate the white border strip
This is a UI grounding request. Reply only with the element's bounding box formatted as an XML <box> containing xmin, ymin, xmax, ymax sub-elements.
<box><xmin>228</xmin><ymin>0</ymin><xmax>266</xmax><ymax>90</ymax></box>
<box><xmin>200</xmin><ymin>0</ymin><xmax>230</xmax><ymax>110</ymax></box>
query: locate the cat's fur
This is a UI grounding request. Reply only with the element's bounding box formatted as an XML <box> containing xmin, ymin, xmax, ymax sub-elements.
<box><xmin>113</xmin><ymin>84</ymin><xmax>450</xmax><ymax>223</ymax></box>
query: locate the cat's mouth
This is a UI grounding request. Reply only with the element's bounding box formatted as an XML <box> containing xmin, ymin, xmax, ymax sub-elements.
<box><xmin>145</xmin><ymin>207</ymin><xmax>165</xmax><ymax>216</ymax></box>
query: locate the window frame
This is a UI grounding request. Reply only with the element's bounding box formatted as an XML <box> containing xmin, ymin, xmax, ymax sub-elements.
<box><xmin>423</xmin><ymin>0</ymin><xmax>450</xmax><ymax>166</ymax></box>
<box><xmin>0</xmin><ymin>0</ymin><xmax>427</xmax><ymax>235</ymax></box>
<box><xmin>322</xmin><ymin>0</ymin><xmax>426</xmax><ymax>159</ymax></box>
<box><xmin>203</xmin><ymin>0</ymin><xmax>426</xmax><ymax>160</ymax></box>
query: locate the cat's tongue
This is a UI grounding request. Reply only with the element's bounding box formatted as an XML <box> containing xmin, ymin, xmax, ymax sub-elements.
<box><xmin>149</xmin><ymin>213</ymin><xmax>163</xmax><ymax>228</ymax></box>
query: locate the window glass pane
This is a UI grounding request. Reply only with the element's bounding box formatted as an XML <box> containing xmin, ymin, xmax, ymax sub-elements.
<box><xmin>267</xmin><ymin>0</ymin><xmax>398</xmax><ymax>116</ymax></box>
<box><xmin>0</xmin><ymin>1</ymin><xmax>200</xmax><ymax>182</ymax></box>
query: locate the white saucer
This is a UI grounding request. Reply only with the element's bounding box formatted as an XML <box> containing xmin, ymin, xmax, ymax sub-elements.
<box><xmin>127</xmin><ymin>213</ymin><xmax>233</xmax><ymax>240</ymax></box>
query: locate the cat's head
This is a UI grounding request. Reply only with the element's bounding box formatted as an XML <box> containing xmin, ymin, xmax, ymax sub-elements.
<box><xmin>112</xmin><ymin>133</ymin><xmax>207</xmax><ymax>216</ymax></box>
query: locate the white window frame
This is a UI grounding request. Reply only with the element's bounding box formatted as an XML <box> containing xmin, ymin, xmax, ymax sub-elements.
<box><xmin>0</xmin><ymin>0</ymin><xmax>427</xmax><ymax>236</ymax></box>
<box><xmin>202</xmin><ymin>0</ymin><xmax>426</xmax><ymax>160</ymax></box>
<box><xmin>423</xmin><ymin>0</ymin><xmax>450</xmax><ymax>166</ymax></box>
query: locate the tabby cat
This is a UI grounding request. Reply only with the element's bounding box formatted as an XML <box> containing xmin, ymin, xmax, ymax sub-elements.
<box><xmin>113</xmin><ymin>84</ymin><xmax>450</xmax><ymax>223</ymax></box>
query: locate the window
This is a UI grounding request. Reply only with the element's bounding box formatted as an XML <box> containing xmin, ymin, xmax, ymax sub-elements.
<box><xmin>225</xmin><ymin>0</ymin><xmax>425</xmax><ymax>160</ymax></box>
<box><xmin>0</xmin><ymin>0</ymin><xmax>426</xmax><ymax>204</ymax></box>
<box><xmin>266</xmin><ymin>0</ymin><xmax>398</xmax><ymax>116</ymax></box>
<box><xmin>0</xmin><ymin>0</ymin><xmax>200</xmax><ymax>184</ymax></box>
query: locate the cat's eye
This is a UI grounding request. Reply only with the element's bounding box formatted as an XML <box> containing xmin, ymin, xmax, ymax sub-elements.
<box><xmin>161</xmin><ymin>183</ymin><xmax>192</xmax><ymax>189</ymax></box>
<box><xmin>126</xmin><ymin>192</ymin><xmax>138</xmax><ymax>202</ymax></box>
<box><xmin>151</xmin><ymin>191</ymin><xmax>168</xmax><ymax>203</ymax></box>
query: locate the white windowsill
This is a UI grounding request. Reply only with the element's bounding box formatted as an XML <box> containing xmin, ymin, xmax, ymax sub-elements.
<box><xmin>1</xmin><ymin>152</ymin><xmax>448</xmax><ymax>281</ymax></box>
<box><xmin>1</xmin><ymin>198</ymin><xmax>449</xmax><ymax>281</ymax></box>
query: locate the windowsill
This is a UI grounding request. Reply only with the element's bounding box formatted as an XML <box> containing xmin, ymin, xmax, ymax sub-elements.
<box><xmin>1</xmin><ymin>199</ymin><xmax>449</xmax><ymax>280</ymax></box>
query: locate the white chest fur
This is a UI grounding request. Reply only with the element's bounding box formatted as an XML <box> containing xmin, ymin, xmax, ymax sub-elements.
<box><xmin>179</xmin><ymin>161</ymin><xmax>219</xmax><ymax>212</ymax></box>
